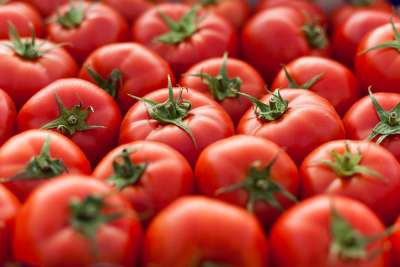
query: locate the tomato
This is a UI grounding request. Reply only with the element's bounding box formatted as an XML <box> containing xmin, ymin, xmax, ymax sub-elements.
<box><xmin>119</xmin><ymin>77</ymin><xmax>234</xmax><ymax>166</ymax></box>
<box><xmin>13</xmin><ymin>176</ymin><xmax>142</xmax><ymax>266</ymax></box>
<box><xmin>0</xmin><ymin>1</ymin><xmax>42</xmax><ymax>39</ymax></box>
<box><xmin>93</xmin><ymin>140</ymin><xmax>194</xmax><ymax>223</ymax></box>
<box><xmin>389</xmin><ymin>216</ymin><xmax>400</xmax><ymax>266</ymax></box>
<box><xmin>272</xmin><ymin>56</ymin><xmax>361</xmax><ymax>116</ymax></box>
<box><xmin>242</xmin><ymin>6</ymin><xmax>330</xmax><ymax>82</ymax></box>
<box><xmin>180</xmin><ymin>53</ymin><xmax>265</xmax><ymax>125</ymax></box>
<box><xmin>0</xmin><ymin>89</ymin><xmax>16</xmax><ymax>146</ymax></box>
<box><xmin>195</xmin><ymin>135</ymin><xmax>298</xmax><ymax>228</ymax></box>
<box><xmin>237</xmin><ymin>89</ymin><xmax>345</xmax><ymax>165</ymax></box>
<box><xmin>79</xmin><ymin>43</ymin><xmax>174</xmax><ymax>114</ymax></box>
<box><xmin>270</xmin><ymin>195</ymin><xmax>391</xmax><ymax>267</ymax></box>
<box><xmin>0</xmin><ymin>25</ymin><xmax>77</xmax><ymax>109</ymax></box>
<box><xmin>143</xmin><ymin>196</ymin><xmax>268</xmax><ymax>267</ymax></box>
<box><xmin>46</xmin><ymin>1</ymin><xmax>128</xmax><ymax>63</ymax></box>
<box><xmin>103</xmin><ymin>0</ymin><xmax>167</xmax><ymax>23</ymax></box>
<box><xmin>17</xmin><ymin>78</ymin><xmax>121</xmax><ymax>165</ymax></box>
<box><xmin>0</xmin><ymin>130</ymin><xmax>91</xmax><ymax>202</ymax></box>
<box><xmin>132</xmin><ymin>3</ymin><xmax>237</xmax><ymax>75</ymax></box>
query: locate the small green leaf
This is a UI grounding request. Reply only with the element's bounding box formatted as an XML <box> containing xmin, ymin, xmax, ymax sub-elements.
<box><xmin>282</xmin><ymin>65</ymin><xmax>324</xmax><ymax>90</ymax></box>
<box><xmin>57</xmin><ymin>1</ymin><xmax>85</xmax><ymax>29</ymax></box>
<box><xmin>86</xmin><ymin>67</ymin><xmax>121</xmax><ymax>99</ymax></box>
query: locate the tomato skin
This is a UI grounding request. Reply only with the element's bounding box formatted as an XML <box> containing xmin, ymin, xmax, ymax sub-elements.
<box><xmin>119</xmin><ymin>88</ymin><xmax>234</xmax><ymax>166</ymax></box>
<box><xmin>13</xmin><ymin>176</ymin><xmax>142</xmax><ymax>266</ymax></box>
<box><xmin>0</xmin><ymin>89</ymin><xmax>16</xmax><ymax>146</ymax></box>
<box><xmin>272</xmin><ymin>56</ymin><xmax>361</xmax><ymax>116</ymax></box>
<box><xmin>103</xmin><ymin>0</ymin><xmax>167</xmax><ymax>23</ymax></box>
<box><xmin>237</xmin><ymin>89</ymin><xmax>345</xmax><ymax>165</ymax></box>
<box><xmin>143</xmin><ymin>196</ymin><xmax>268</xmax><ymax>267</ymax></box>
<box><xmin>93</xmin><ymin>141</ymin><xmax>194</xmax><ymax>223</ymax></box>
<box><xmin>79</xmin><ymin>43</ymin><xmax>174</xmax><ymax>114</ymax></box>
<box><xmin>17</xmin><ymin>78</ymin><xmax>122</xmax><ymax>165</ymax></box>
<box><xmin>390</xmin><ymin>216</ymin><xmax>400</xmax><ymax>266</ymax></box>
<box><xmin>181</xmin><ymin>56</ymin><xmax>265</xmax><ymax>125</ymax></box>
<box><xmin>270</xmin><ymin>195</ymin><xmax>390</xmax><ymax>267</ymax></box>
<box><xmin>132</xmin><ymin>3</ymin><xmax>238</xmax><ymax>75</ymax></box>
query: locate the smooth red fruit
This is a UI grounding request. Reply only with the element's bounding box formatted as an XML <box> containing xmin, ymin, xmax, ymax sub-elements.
<box><xmin>0</xmin><ymin>89</ymin><xmax>16</xmax><ymax>146</ymax></box>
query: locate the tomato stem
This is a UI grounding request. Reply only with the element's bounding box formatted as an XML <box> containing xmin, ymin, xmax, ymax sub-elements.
<box><xmin>56</xmin><ymin>1</ymin><xmax>85</xmax><ymax>29</ymax></box>
<box><xmin>200</xmin><ymin>0</ymin><xmax>219</xmax><ymax>6</ymax></box>
<box><xmin>86</xmin><ymin>67</ymin><xmax>121</xmax><ymax>99</ymax></box>
<box><xmin>7</xmin><ymin>22</ymin><xmax>45</xmax><ymax>60</ymax></box>
<box><xmin>281</xmin><ymin>65</ymin><xmax>324</xmax><ymax>90</ymax></box>
<box><xmin>302</xmin><ymin>16</ymin><xmax>328</xmax><ymax>50</ymax></box>
<box><xmin>360</xmin><ymin>18</ymin><xmax>400</xmax><ymax>54</ymax></box>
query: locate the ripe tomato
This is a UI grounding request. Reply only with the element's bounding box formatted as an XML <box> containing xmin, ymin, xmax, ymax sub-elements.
<box><xmin>46</xmin><ymin>1</ymin><xmax>128</xmax><ymax>63</ymax></box>
<box><xmin>103</xmin><ymin>0</ymin><xmax>167</xmax><ymax>23</ymax></box>
<box><xmin>17</xmin><ymin>78</ymin><xmax>121</xmax><ymax>165</ymax></box>
<box><xmin>143</xmin><ymin>197</ymin><xmax>268</xmax><ymax>267</ymax></box>
<box><xmin>195</xmin><ymin>135</ymin><xmax>299</xmax><ymax>228</ymax></box>
<box><xmin>0</xmin><ymin>1</ymin><xmax>42</xmax><ymax>39</ymax></box>
<box><xmin>119</xmin><ymin>77</ymin><xmax>234</xmax><ymax>166</ymax></box>
<box><xmin>242</xmin><ymin>6</ymin><xmax>330</xmax><ymax>82</ymax></box>
<box><xmin>390</xmin><ymin>216</ymin><xmax>400</xmax><ymax>266</ymax></box>
<box><xmin>270</xmin><ymin>195</ymin><xmax>392</xmax><ymax>267</ymax></box>
<box><xmin>93</xmin><ymin>140</ymin><xmax>194</xmax><ymax>223</ymax></box>
<box><xmin>181</xmin><ymin>53</ymin><xmax>265</xmax><ymax>125</ymax></box>
<box><xmin>13</xmin><ymin>176</ymin><xmax>142</xmax><ymax>266</ymax></box>
<box><xmin>0</xmin><ymin>130</ymin><xmax>91</xmax><ymax>202</ymax></box>
<box><xmin>0</xmin><ymin>89</ymin><xmax>16</xmax><ymax>146</ymax></box>
<box><xmin>0</xmin><ymin>25</ymin><xmax>77</xmax><ymax>109</ymax></box>
<box><xmin>272</xmin><ymin>56</ymin><xmax>361</xmax><ymax>116</ymax></box>
<box><xmin>132</xmin><ymin>3</ymin><xmax>237</xmax><ymax>75</ymax></box>
<box><xmin>79</xmin><ymin>43</ymin><xmax>174</xmax><ymax>113</ymax></box>
<box><xmin>237</xmin><ymin>89</ymin><xmax>345</xmax><ymax>165</ymax></box>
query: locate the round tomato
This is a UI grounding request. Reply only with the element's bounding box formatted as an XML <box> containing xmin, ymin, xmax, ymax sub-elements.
<box><xmin>93</xmin><ymin>140</ymin><xmax>194</xmax><ymax>223</ymax></box>
<box><xmin>17</xmin><ymin>78</ymin><xmax>121</xmax><ymax>165</ymax></box>
<box><xmin>181</xmin><ymin>53</ymin><xmax>265</xmax><ymax>125</ymax></box>
<box><xmin>0</xmin><ymin>89</ymin><xmax>16</xmax><ymax>146</ymax></box>
<box><xmin>13</xmin><ymin>176</ymin><xmax>142</xmax><ymax>266</ymax></box>
<box><xmin>143</xmin><ymin>196</ymin><xmax>268</xmax><ymax>267</ymax></box>
<box><xmin>0</xmin><ymin>130</ymin><xmax>91</xmax><ymax>202</ymax></box>
<box><xmin>132</xmin><ymin>3</ymin><xmax>237</xmax><ymax>75</ymax></box>
<box><xmin>195</xmin><ymin>135</ymin><xmax>299</xmax><ymax>228</ymax></box>
<box><xmin>272</xmin><ymin>56</ymin><xmax>361</xmax><ymax>116</ymax></box>
<box><xmin>237</xmin><ymin>89</ymin><xmax>345</xmax><ymax>165</ymax></box>
<box><xmin>270</xmin><ymin>195</ymin><xmax>391</xmax><ymax>267</ymax></box>
<box><xmin>79</xmin><ymin>43</ymin><xmax>174</xmax><ymax>113</ymax></box>
<box><xmin>119</xmin><ymin>77</ymin><xmax>234</xmax><ymax>166</ymax></box>
<box><xmin>242</xmin><ymin>6</ymin><xmax>330</xmax><ymax>82</ymax></box>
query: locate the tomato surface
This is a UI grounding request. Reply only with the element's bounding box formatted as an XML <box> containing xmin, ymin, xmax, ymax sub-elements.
<box><xmin>103</xmin><ymin>0</ymin><xmax>167</xmax><ymax>23</ymax></box>
<box><xmin>0</xmin><ymin>89</ymin><xmax>16</xmax><ymax>146</ymax></box>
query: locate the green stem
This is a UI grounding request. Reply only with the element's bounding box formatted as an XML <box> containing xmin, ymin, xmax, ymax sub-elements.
<box><xmin>282</xmin><ymin>65</ymin><xmax>324</xmax><ymax>90</ymax></box>
<box><xmin>86</xmin><ymin>67</ymin><xmax>121</xmax><ymax>99</ymax></box>
<box><xmin>360</xmin><ymin>18</ymin><xmax>400</xmax><ymax>54</ymax></box>
<box><xmin>6</xmin><ymin>23</ymin><xmax>44</xmax><ymax>60</ymax></box>
<box><xmin>56</xmin><ymin>1</ymin><xmax>85</xmax><ymax>29</ymax></box>
<box><xmin>302</xmin><ymin>17</ymin><xmax>328</xmax><ymax>50</ymax></box>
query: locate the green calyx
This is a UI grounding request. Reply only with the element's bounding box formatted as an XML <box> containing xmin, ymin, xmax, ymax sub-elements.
<box><xmin>200</xmin><ymin>0</ymin><xmax>219</xmax><ymax>5</ymax></box>
<box><xmin>130</xmin><ymin>76</ymin><xmax>197</xmax><ymax>146</ymax></box>
<box><xmin>368</xmin><ymin>88</ymin><xmax>400</xmax><ymax>143</ymax></box>
<box><xmin>57</xmin><ymin>1</ymin><xmax>85</xmax><ymax>29</ymax></box>
<box><xmin>86</xmin><ymin>67</ymin><xmax>121</xmax><ymax>99</ymax></box>
<box><xmin>302</xmin><ymin>21</ymin><xmax>328</xmax><ymax>50</ymax></box>
<box><xmin>156</xmin><ymin>5</ymin><xmax>200</xmax><ymax>45</ymax></box>
<box><xmin>282</xmin><ymin>65</ymin><xmax>324</xmax><ymax>90</ymax></box>
<box><xmin>7</xmin><ymin>23</ymin><xmax>45</xmax><ymax>60</ymax></box>
<box><xmin>191</xmin><ymin>52</ymin><xmax>242</xmax><ymax>102</ymax></box>
<box><xmin>41</xmin><ymin>95</ymin><xmax>104</xmax><ymax>136</ymax></box>
<box><xmin>216</xmin><ymin>155</ymin><xmax>297</xmax><ymax>212</ymax></box>
<box><xmin>201</xmin><ymin>262</ymin><xmax>230</xmax><ymax>267</ymax></box>
<box><xmin>350</xmin><ymin>0</ymin><xmax>374</xmax><ymax>6</ymax></box>
<box><xmin>360</xmin><ymin>18</ymin><xmax>400</xmax><ymax>54</ymax></box>
<box><xmin>107</xmin><ymin>149</ymin><xmax>148</xmax><ymax>191</ymax></box>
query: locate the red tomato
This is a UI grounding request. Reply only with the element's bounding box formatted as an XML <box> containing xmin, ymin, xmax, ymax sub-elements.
<box><xmin>46</xmin><ymin>1</ymin><xmax>128</xmax><ymax>63</ymax></box>
<box><xmin>195</xmin><ymin>135</ymin><xmax>299</xmax><ymax>228</ymax></box>
<box><xmin>272</xmin><ymin>56</ymin><xmax>361</xmax><ymax>116</ymax></box>
<box><xmin>132</xmin><ymin>3</ymin><xmax>237</xmax><ymax>75</ymax></box>
<box><xmin>93</xmin><ymin>140</ymin><xmax>194</xmax><ymax>223</ymax></box>
<box><xmin>181</xmin><ymin>53</ymin><xmax>265</xmax><ymax>124</ymax></box>
<box><xmin>143</xmin><ymin>196</ymin><xmax>268</xmax><ymax>267</ymax></box>
<box><xmin>237</xmin><ymin>89</ymin><xmax>345</xmax><ymax>165</ymax></box>
<box><xmin>0</xmin><ymin>1</ymin><xmax>42</xmax><ymax>39</ymax></box>
<box><xmin>242</xmin><ymin>7</ymin><xmax>330</xmax><ymax>82</ymax></box>
<box><xmin>0</xmin><ymin>89</ymin><xmax>16</xmax><ymax>146</ymax></box>
<box><xmin>0</xmin><ymin>130</ymin><xmax>91</xmax><ymax>202</ymax></box>
<box><xmin>103</xmin><ymin>0</ymin><xmax>167</xmax><ymax>23</ymax></box>
<box><xmin>119</xmin><ymin>77</ymin><xmax>234</xmax><ymax>166</ymax></box>
<box><xmin>270</xmin><ymin>195</ymin><xmax>391</xmax><ymax>267</ymax></box>
<box><xmin>79</xmin><ymin>43</ymin><xmax>174</xmax><ymax>113</ymax></box>
<box><xmin>390</xmin><ymin>216</ymin><xmax>400</xmax><ymax>266</ymax></box>
<box><xmin>17</xmin><ymin>78</ymin><xmax>121</xmax><ymax>165</ymax></box>
<box><xmin>21</xmin><ymin>0</ymin><xmax>66</xmax><ymax>16</ymax></box>
<box><xmin>13</xmin><ymin>176</ymin><xmax>142</xmax><ymax>266</ymax></box>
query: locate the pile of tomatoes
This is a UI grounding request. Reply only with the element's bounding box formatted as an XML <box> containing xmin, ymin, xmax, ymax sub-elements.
<box><xmin>2</xmin><ymin>0</ymin><xmax>400</xmax><ymax>266</ymax></box>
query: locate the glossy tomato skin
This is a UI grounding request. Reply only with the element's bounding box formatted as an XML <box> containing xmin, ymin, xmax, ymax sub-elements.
<box><xmin>132</xmin><ymin>3</ymin><xmax>238</xmax><ymax>75</ymax></box>
<box><xmin>93</xmin><ymin>141</ymin><xmax>194</xmax><ymax>223</ymax></box>
<box><xmin>272</xmin><ymin>56</ymin><xmax>361</xmax><ymax>116</ymax></box>
<box><xmin>46</xmin><ymin>2</ymin><xmax>128</xmax><ymax>63</ymax></box>
<box><xmin>270</xmin><ymin>195</ymin><xmax>390</xmax><ymax>267</ymax></box>
<box><xmin>17</xmin><ymin>78</ymin><xmax>121</xmax><ymax>165</ymax></box>
<box><xmin>103</xmin><ymin>0</ymin><xmax>167</xmax><ymax>23</ymax></box>
<box><xmin>0</xmin><ymin>39</ymin><xmax>77</xmax><ymax>109</ymax></box>
<box><xmin>80</xmin><ymin>43</ymin><xmax>174</xmax><ymax>113</ymax></box>
<box><xmin>181</xmin><ymin>56</ymin><xmax>265</xmax><ymax>125</ymax></box>
<box><xmin>237</xmin><ymin>89</ymin><xmax>345</xmax><ymax>165</ymax></box>
<box><xmin>13</xmin><ymin>176</ymin><xmax>142</xmax><ymax>266</ymax></box>
<box><xmin>143</xmin><ymin>197</ymin><xmax>268</xmax><ymax>267</ymax></box>
<box><xmin>0</xmin><ymin>89</ymin><xmax>16</xmax><ymax>146</ymax></box>
<box><xmin>195</xmin><ymin>135</ymin><xmax>299</xmax><ymax>228</ymax></box>
<box><xmin>119</xmin><ymin>88</ymin><xmax>234</xmax><ymax>166</ymax></box>
<box><xmin>0</xmin><ymin>130</ymin><xmax>91</xmax><ymax>202</ymax></box>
